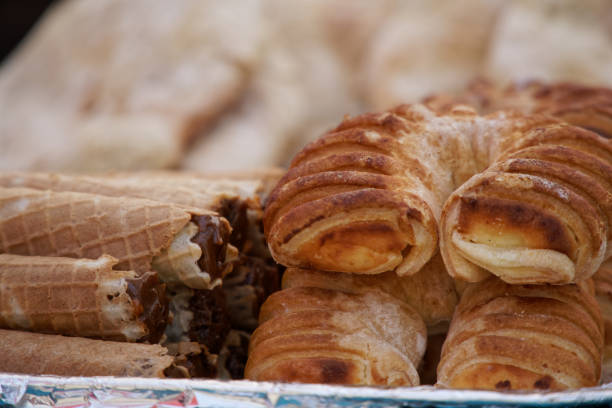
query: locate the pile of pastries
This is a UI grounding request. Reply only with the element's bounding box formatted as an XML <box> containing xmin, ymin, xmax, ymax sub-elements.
<box><xmin>0</xmin><ymin>80</ymin><xmax>610</xmax><ymax>392</ymax></box>
<box><xmin>0</xmin><ymin>170</ymin><xmax>283</xmax><ymax>377</ymax></box>
<box><xmin>249</xmin><ymin>80</ymin><xmax>612</xmax><ymax>390</ymax></box>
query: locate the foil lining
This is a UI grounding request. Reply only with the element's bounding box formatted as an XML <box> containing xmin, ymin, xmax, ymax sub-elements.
<box><xmin>1</xmin><ymin>375</ymin><xmax>612</xmax><ymax>407</ymax></box>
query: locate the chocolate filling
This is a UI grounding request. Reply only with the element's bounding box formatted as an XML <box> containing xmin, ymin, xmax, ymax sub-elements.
<box><xmin>217</xmin><ymin>198</ymin><xmax>249</xmax><ymax>250</ymax></box>
<box><xmin>190</xmin><ymin>214</ymin><xmax>231</xmax><ymax>283</ymax></box>
<box><xmin>162</xmin><ymin>345</ymin><xmax>209</xmax><ymax>379</ymax></box>
<box><xmin>223</xmin><ymin>255</ymin><xmax>281</xmax><ymax>328</ymax></box>
<box><xmin>188</xmin><ymin>287</ymin><xmax>231</xmax><ymax>355</ymax></box>
<box><xmin>224</xmin><ymin>333</ymin><xmax>250</xmax><ymax>379</ymax></box>
<box><xmin>125</xmin><ymin>272</ymin><xmax>169</xmax><ymax>344</ymax></box>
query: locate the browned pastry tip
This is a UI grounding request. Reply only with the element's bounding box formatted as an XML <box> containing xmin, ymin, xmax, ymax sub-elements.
<box><xmin>437</xmin><ymin>277</ymin><xmax>603</xmax><ymax>391</ymax></box>
<box><xmin>245</xmin><ymin>279</ymin><xmax>426</xmax><ymax>386</ymax></box>
<box><xmin>441</xmin><ymin>122</ymin><xmax>611</xmax><ymax>285</ymax></box>
<box><xmin>0</xmin><ymin>329</ymin><xmax>176</xmax><ymax>377</ymax></box>
<box><xmin>0</xmin><ymin>254</ymin><xmax>168</xmax><ymax>343</ymax></box>
<box><xmin>264</xmin><ymin>106</ymin><xmax>451</xmax><ymax>277</ymax></box>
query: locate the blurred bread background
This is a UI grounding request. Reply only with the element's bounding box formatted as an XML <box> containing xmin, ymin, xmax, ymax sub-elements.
<box><xmin>1</xmin><ymin>0</ymin><xmax>611</xmax><ymax>172</ymax></box>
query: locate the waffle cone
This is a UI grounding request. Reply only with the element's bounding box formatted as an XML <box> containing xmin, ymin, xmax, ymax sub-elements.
<box><xmin>0</xmin><ymin>171</ymin><xmax>262</xmax><ymax>212</ymax></box>
<box><xmin>0</xmin><ymin>187</ymin><xmax>192</xmax><ymax>272</ymax></box>
<box><xmin>0</xmin><ymin>254</ymin><xmax>167</xmax><ymax>342</ymax></box>
<box><xmin>0</xmin><ymin>329</ymin><xmax>173</xmax><ymax>377</ymax></box>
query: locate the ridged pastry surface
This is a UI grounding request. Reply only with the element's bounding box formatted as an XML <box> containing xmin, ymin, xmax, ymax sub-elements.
<box><xmin>425</xmin><ymin>80</ymin><xmax>612</xmax><ymax>140</ymax></box>
<box><xmin>245</xmin><ymin>271</ymin><xmax>426</xmax><ymax>386</ymax></box>
<box><xmin>265</xmin><ymin>103</ymin><xmax>611</xmax><ymax>284</ymax></box>
<box><xmin>281</xmin><ymin>255</ymin><xmax>457</xmax><ymax>332</ymax></box>
<box><xmin>437</xmin><ymin>277</ymin><xmax>604</xmax><ymax>390</ymax></box>
<box><xmin>593</xmin><ymin>259</ymin><xmax>612</xmax><ymax>383</ymax></box>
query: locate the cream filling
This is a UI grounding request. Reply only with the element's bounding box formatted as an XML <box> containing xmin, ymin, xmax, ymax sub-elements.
<box><xmin>99</xmin><ymin>277</ymin><xmax>147</xmax><ymax>341</ymax></box>
<box><xmin>286</xmin><ymin>208</ymin><xmax>417</xmax><ymax>275</ymax></box>
<box><xmin>152</xmin><ymin>222</ymin><xmax>237</xmax><ymax>290</ymax></box>
<box><xmin>452</xmin><ymin>231</ymin><xmax>575</xmax><ymax>284</ymax></box>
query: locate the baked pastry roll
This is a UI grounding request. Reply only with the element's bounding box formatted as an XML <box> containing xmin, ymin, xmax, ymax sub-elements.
<box><xmin>265</xmin><ymin>103</ymin><xmax>610</xmax><ymax>284</ymax></box>
<box><xmin>593</xmin><ymin>259</ymin><xmax>612</xmax><ymax>383</ymax></box>
<box><xmin>0</xmin><ymin>254</ymin><xmax>167</xmax><ymax>343</ymax></box>
<box><xmin>281</xmin><ymin>252</ymin><xmax>456</xmax><ymax>334</ymax></box>
<box><xmin>437</xmin><ymin>277</ymin><xmax>604</xmax><ymax>390</ymax></box>
<box><xmin>441</xmin><ymin>122</ymin><xmax>611</xmax><ymax>284</ymax></box>
<box><xmin>245</xmin><ymin>270</ymin><xmax>426</xmax><ymax>386</ymax></box>
<box><xmin>0</xmin><ymin>329</ymin><xmax>178</xmax><ymax>377</ymax></box>
<box><xmin>0</xmin><ymin>187</ymin><xmax>235</xmax><ymax>289</ymax></box>
<box><xmin>425</xmin><ymin>80</ymin><xmax>612</xmax><ymax>139</ymax></box>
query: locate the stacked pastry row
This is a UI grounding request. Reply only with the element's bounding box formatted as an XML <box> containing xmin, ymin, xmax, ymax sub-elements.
<box><xmin>429</xmin><ymin>81</ymin><xmax>612</xmax><ymax>388</ymax></box>
<box><xmin>0</xmin><ymin>170</ymin><xmax>282</xmax><ymax>378</ymax></box>
<box><xmin>247</xmin><ymin>82</ymin><xmax>612</xmax><ymax>390</ymax></box>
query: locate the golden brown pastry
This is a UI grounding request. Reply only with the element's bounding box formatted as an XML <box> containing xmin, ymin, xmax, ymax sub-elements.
<box><xmin>441</xmin><ymin>121</ymin><xmax>611</xmax><ymax>284</ymax></box>
<box><xmin>245</xmin><ymin>270</ymin><xmax>426</xmax><ymax>386</ymax></box>
<box><xmin>265</xmin><ymin>103</ymin><xmax>611</xmax><ymax>284</ymax></box>
<box><xmin>593</xmin><ymin>259</ymin><xmax>612</xmax><ymax>382</ymax></box>
<box><xmin>425</xmin><ymin>80</ymin><xmax>612</xmax><ymax>139</ymax></box>
<box><xmin>437</xmin><ymin>277</ymin><xmax>604</xmax><ymax>390</ymax></box>
<box><xmin>0</xmin><ymin>254</ymin><xmax>167</xmax><ymax>343</ymax></box>
<box><xmin>281</xmin><ymin>253</ymin><xmax>457</xmax><ymax>333</ymax></box>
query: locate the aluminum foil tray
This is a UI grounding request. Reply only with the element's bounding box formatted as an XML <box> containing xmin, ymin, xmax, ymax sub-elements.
<box><xmin>1</xmin><ymin>375</ymin><xmax>612</xmax><ymax>407</ymax></box>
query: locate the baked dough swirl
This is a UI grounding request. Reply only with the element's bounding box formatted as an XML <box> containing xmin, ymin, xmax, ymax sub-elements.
<box><xmin>265</xmin><ymin>103</ymin><xmax>611</xmax><ymax>284</ymax></box>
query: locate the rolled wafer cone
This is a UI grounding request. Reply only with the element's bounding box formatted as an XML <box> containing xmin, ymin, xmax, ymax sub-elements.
<box><xmin>0</xmin><ymin>171</ymin><xmax>263</xmax><ymax>213</ymax></box>
<box><xmin>106</xmin><ymin>168</ymin><xmax>286</xmax><ymax>201</ymax></box>
<box><xmin>0</xmin><ymin>254</ymin><xmax>168</xmax><ymax>343</ymax></box>
<box><xmin>0</xmin><ymin>171</ymin><xmax>264</xmax><ymax>255</ymax></box>
<box><xmin>0</xmin><ymin>329</ymin><xmax>174</xmax><ymax>377</ymax></box>
<box><xmin>0</xmin><ymin>187</ymin><xmax>234</xmax><ymax>289</ymax></box>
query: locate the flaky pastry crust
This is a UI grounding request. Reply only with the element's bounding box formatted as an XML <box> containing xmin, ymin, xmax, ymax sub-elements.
<box><xmin>265</xmin><ymin>103</ymin><xmax>611</xmax><ymax>284</ymax></box>
<box><xmin>437</xmin><ymin>277</ymin><xmax>604</xmax><ymax>390</ymax></box>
